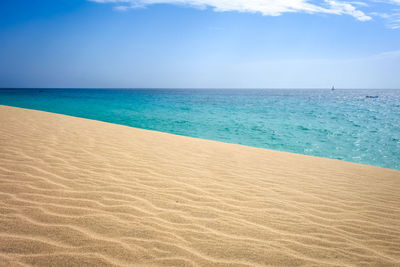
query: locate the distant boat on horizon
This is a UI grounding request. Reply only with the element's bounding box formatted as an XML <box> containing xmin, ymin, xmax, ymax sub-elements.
<box><xmin>331</xmin><ymin>86</ymin><xmax>335</xmax><ymax>91</ymax></box>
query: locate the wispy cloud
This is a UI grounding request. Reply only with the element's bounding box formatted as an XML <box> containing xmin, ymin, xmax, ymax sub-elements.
<box><xmin>370</xmin><ymin>9</ymin><xmax>400</xmax><ymax>29</ymax></box>
<box><xmin>367</xmin><ymin>0</ymin><xmax>400</xmax><ymax>28</ymax></box>
<box><xmin>89</xmin><ymin>0</ymin><xmax>372</xmax><ymax>21</ymax></box>
<box><xmin>90</xmin><ymin>0</ymin><xmax>400</xmax><ymax>28</ymax></box>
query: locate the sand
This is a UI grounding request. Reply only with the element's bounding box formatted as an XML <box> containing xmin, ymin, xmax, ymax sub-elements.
<box><xmin>0</xmin><ymin>105</ymin><xmax>399</xmax><ymax>267</ymax></box>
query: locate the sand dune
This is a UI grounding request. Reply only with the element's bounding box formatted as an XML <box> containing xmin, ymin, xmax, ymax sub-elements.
<box><xmin>0</xmin><ymin>105</ymin><xmax>399</xmax><ymax>266</ymax></box>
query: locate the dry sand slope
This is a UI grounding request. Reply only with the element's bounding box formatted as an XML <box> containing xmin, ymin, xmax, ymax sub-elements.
<box><xmin>0</xmin><ymin>105</ymin><xmax>400</xmax><ymax>267</ymax></box>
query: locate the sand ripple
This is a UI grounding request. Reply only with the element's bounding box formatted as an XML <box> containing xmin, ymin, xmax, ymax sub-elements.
<box><xmin>1</xmin><ymin>105</ymin><xmax>400</xmax><ymax>266</ymax></box>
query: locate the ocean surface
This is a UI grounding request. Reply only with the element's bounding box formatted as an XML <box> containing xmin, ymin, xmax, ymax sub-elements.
<box><xmin>1</xmin><ymin>89</ymin><xmax>399</xmax><ymax>170</ymax></box>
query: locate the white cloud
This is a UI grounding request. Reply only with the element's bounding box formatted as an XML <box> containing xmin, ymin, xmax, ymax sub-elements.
<box><xmin>90</xmin><ymin>0</ymin><xmax>372</xmax><ymax>21</ymax></box>
<box><xmin>367</xmin><ymin>0</ymin><xmax>400</xmax><ymax>28</ymax></box>
<box><xmin>370</xmin><ymin>9</ymin><xmax>400</xmax><ymax>28</ymax></box>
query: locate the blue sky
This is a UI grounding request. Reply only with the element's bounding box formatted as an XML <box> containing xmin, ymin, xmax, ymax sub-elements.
<box><xmin>0</xmin><ymin>0</ymin><xmax>399</xmax><ymax>88</ymax></box>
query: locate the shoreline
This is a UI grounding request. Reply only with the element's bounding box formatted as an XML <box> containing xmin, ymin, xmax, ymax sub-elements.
<box><xmin>1</xmin><ymin>105</ymin><xmax>399</xmax><ymax>266</ymax></box>
<box><xmin>0</xmin><ymin>104</ymin><xmax>397</xmax><ymax>171</ymax></box>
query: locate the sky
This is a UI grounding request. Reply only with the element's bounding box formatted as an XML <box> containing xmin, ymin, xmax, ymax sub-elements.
<box><xmin>0</xmin><ymin>0</ymin><xmax>399</xmax><ymax>89</ymax></box>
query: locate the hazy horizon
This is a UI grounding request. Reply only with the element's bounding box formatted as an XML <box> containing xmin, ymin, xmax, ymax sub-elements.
<box><xmin>1</xmin><ymin>88</ymin><xmax>400</xmax><ymax>90</ymax></box>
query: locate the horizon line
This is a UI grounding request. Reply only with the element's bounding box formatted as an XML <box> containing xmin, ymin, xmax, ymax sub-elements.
<box><xmin>1</xmin><ymin>87</ymin><xmax>400</xmax><ymax>90</ymax></box>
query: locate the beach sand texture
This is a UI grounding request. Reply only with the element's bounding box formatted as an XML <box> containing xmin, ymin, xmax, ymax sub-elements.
<box><xmin>0</xmin><ymin>105</ymin><xmax>400</xmax><ymax>267</ymax></box>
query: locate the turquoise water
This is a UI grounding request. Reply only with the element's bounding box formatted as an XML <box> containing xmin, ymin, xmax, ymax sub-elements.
<box><xmin>1</xmin><ymin>89</ymin><xmax>399</xmax><ymax>170</ymax></box>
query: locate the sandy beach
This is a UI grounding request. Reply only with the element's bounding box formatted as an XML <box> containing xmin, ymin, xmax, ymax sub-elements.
<box><xmin>0</xmin><ymin>104</ymin><xmax>399</xmax><ymax>266</ymax></box>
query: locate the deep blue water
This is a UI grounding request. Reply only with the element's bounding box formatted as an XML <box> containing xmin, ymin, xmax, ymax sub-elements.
<box><xmin>1</xmin><ymin>88</ymin><xmax>399</xmax><ymax>170</ymax></box>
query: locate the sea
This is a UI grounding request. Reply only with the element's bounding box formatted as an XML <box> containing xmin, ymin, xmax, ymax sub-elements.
<box><xmin>1</xmin><ymin>88</ymin><xmax>399</xmax><ymax>170</ymax></box>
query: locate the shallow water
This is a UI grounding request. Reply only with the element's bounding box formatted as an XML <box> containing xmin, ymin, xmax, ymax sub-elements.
<box><xmin>1</xmin><ymin>88</ymin><xmax>399</xmax><ymax>170</ymax></box>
